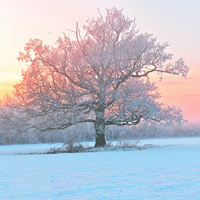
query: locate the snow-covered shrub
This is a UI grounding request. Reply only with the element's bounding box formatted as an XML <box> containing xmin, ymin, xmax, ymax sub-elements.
<box><xmin>48</xmin><ymin>143</ymin><xmax>86</xmax><ymax>153</ymax></box>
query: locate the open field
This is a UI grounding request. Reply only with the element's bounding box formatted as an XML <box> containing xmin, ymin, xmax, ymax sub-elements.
<box><xmin>1</xmin><ymin>137</ymin><xmax>200</xmax><ymax>199</ymax></box>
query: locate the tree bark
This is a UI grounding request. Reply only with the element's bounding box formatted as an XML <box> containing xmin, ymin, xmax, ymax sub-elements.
<box><xmin>94</xmin><ymin>109</ymin><xmax>106</xmax><ymax>147</ymax></box>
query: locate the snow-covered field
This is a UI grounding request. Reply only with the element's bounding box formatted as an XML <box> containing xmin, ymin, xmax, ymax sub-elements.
<box><xmin>1</xmin><ymin>137</ymin><xmax>200</xmax><ymax>200</ymax></box>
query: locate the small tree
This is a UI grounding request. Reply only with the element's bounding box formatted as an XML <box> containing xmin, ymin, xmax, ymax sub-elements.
<box><xmin>13</xmin><ymin>8</ymin><xmax>188</xmax><ymax>147</ymax></box>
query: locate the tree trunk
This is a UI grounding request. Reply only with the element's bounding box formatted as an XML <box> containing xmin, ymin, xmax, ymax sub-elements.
<box><xmin>94</xmin><ymin>109</ymin><xmax>106</xmax><ymax>147</ymax></box>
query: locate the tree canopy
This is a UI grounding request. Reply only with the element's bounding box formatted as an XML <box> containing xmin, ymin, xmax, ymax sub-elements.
<box><xmin>8</xmin><ymin>7</ymin><xmax>189</xmax><ymax>146</ymax></box>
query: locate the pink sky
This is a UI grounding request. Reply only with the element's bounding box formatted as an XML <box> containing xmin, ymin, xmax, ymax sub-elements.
<box><xmin>0</xmin><ymin>0</ymin><xmax>200</xmax><ymax>124</ymax></box>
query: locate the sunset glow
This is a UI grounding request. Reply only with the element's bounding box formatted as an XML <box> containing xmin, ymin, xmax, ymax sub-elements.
<box><xmin>0</xmin><ymin>0</ymin><xmax>200</xmax><ymax>124</ymax></box>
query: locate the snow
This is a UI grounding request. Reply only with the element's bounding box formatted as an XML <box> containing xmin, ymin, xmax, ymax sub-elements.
<box><xmin>1</xmin><ymin>137</ymin><xmax>200</xmax><ymax>199</ymax></box>
<box><xmin>0</xmin><ymin>143</ymin><xmax>63</xmax><ymax>155</ymax></box>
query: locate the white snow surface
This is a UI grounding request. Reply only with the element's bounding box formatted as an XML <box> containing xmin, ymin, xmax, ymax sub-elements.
<box><xmin>1</xmin><ymin>137</ymin><xmax>200</xmax><ymax>199</ymax></box>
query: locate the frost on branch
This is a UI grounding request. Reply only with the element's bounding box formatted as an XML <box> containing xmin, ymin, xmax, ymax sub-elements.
<box><xmin>105</xmin><ymin>78</ymin><xmax>185</xmax><ymax>126</ymax></box>
<box><xmin>10</xmin><ymin>7</ymin><xmax>189</xmax><ymax>146</ymax></box>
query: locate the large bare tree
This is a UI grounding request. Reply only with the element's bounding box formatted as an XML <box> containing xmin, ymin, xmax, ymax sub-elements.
<box><xmin>13</xmin><ymin>8</ymin><xmax>189</xmax><ymax>147</ymax></box>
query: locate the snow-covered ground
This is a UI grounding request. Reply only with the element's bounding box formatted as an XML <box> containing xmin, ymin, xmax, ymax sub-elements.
<box><xmin>1</xmin><ymin>137</ymin><xmax>200</xmax><ymax>199</ymax></box>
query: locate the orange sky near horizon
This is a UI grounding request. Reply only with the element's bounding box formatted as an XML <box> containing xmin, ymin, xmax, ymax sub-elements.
<box><xmin>0</xmin><ymin>0</ymin><xmax>200</xmax><ymax>125</ymax></box>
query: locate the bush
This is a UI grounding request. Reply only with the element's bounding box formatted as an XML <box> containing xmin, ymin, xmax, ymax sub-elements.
<box><xmin>47</xmin><ymin>143</ymin><xmax>86</xmax><ymax>154</ymax></box>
